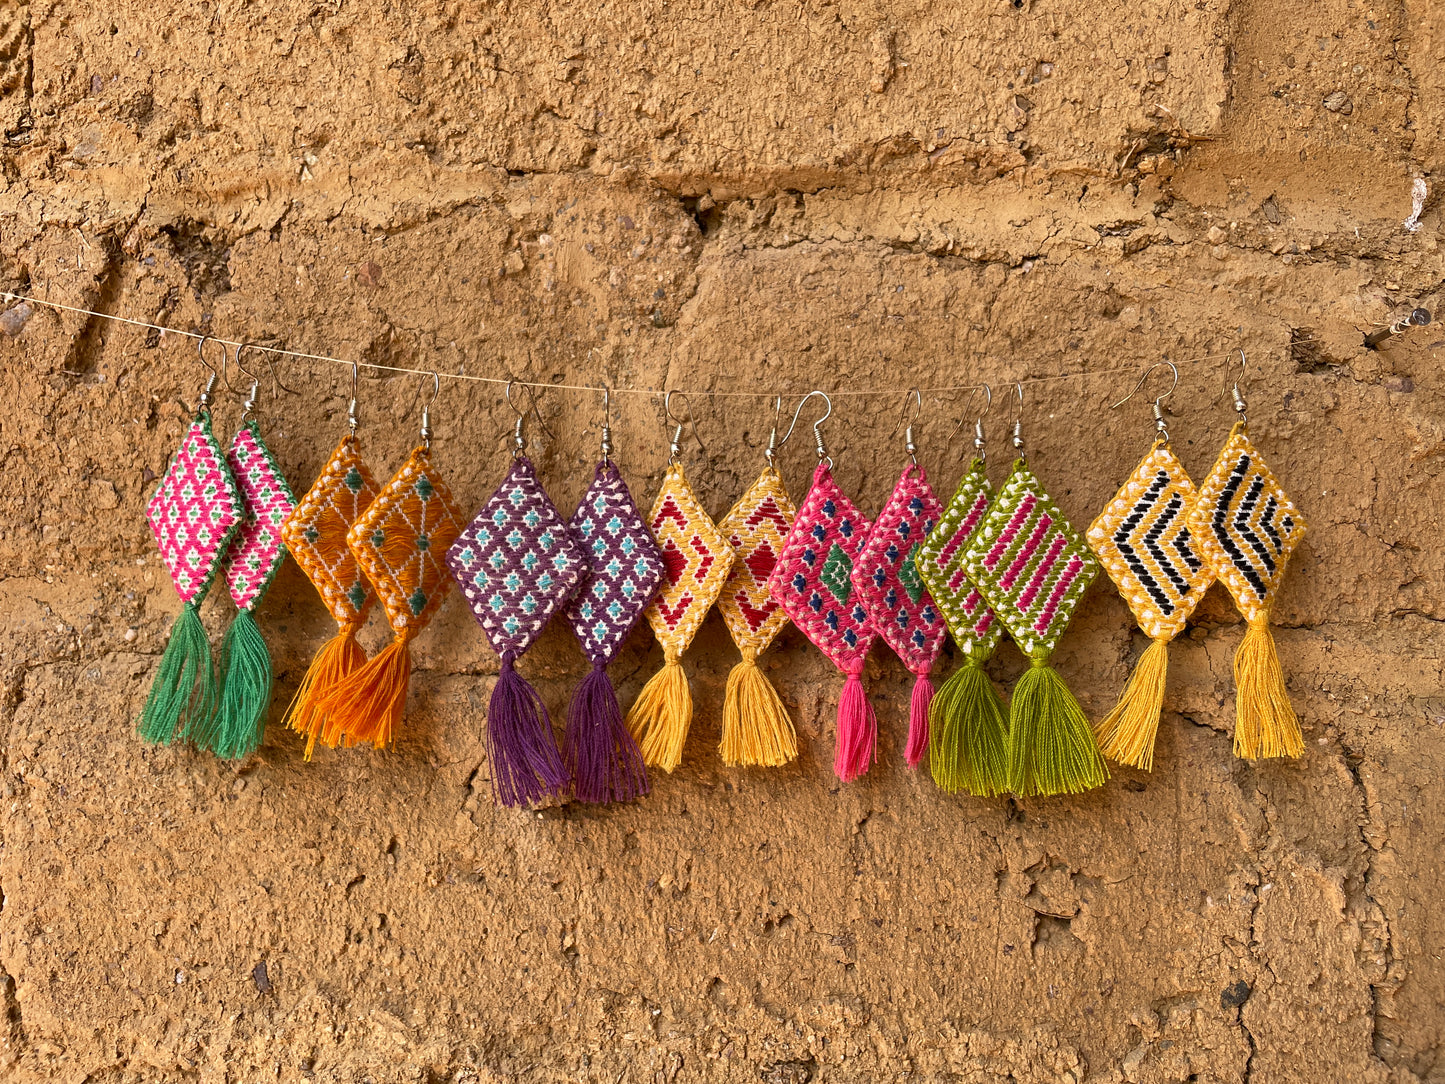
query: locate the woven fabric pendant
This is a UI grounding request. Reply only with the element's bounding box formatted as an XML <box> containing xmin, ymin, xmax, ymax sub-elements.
<box><xmin>446</xmin><ymin>455</ymin><xmax>588</xmax><ymax>806</ymax></box>
<box><xmin>715</xmin><ymin>464</ymin><xmax>798</xmax><ymax>767</ymax></box>
<box><xmin>279</xmin><ymin>431</ymin><xmax>380</xmax><ymax>757</ymax></box>
<box><xmin>914</xmin><ymin>457</ymin><xmax>1010</xmax><ymax>795</ymax></box>
<box><xmin>767</xmin><ymin>453</ymin><xmax>878</xmax><ymax>782</ymax></box>
<box><xmin>1186</xmin><ymin>420</ymin><xmax>1307</xmax><ymax>759</ymax></box>
<box><xmin>562</xmin><ymin>459</ymin><xmax>665</xmax><ymax>802</ymax></box>
<box><xmin>1088</xmin><ymin>439</ymin><xmax>1213</xmax><ymax>770</ymax></box>
<box><xmin>961</xmin><ymin>451</ymin><xmax>1106</xmax><ymax>797</ymax></box>
<box><xmin>139</xmin><ymin>405</ymin><xmax>244</xmax><ymax>744</ymax></box>
<box><xmin>625</xmin><ymin>460</ymin><xmax>733</xmax><ymax>772</ymax></box>
<box><xmin>187</xmin><ymin>419</ymin><xmax>296</xmax><ymax>759</ymax></box>
<box><xmin>317</xmin><ymin>437</ymin><xmax>464</xmax><ymax>749</ymax></box>
<box><xmin>851</xmin><ymin>463</ymin><xmax>945</xmax><ymax>768</ymax></box>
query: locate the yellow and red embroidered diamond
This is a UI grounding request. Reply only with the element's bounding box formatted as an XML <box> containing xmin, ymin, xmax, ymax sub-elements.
<box><xmin>716</xmin><ymin>466</ymin><xmax>796</xmax><ymax>656</ymax></box>
<box><xmin>641</xmin><ymin>463</ymin><xmax>733</xmax><ymax>654</ymax></box>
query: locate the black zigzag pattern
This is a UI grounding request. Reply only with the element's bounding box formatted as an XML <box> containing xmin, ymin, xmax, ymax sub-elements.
<box><xmin>1112</xmin><ymin>469</ymin><xmax>1198</xmax><ymax>615</ymax></box>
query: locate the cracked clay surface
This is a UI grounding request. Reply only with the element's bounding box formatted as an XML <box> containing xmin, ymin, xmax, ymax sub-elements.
<box><xmin>0</xmin><ymin>1</ymin><xmax>1443</xmax><ymax>1081</ymax></box>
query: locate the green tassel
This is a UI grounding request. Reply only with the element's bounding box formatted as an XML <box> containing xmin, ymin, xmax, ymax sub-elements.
<box><xmin>137</xmin><ymin>602</ymin><xmax>216</xmax><ymax>745</ymax></box>
<box><xmin>1006</xmin><ymin>652</ymin><xmax>1109</xmax><ymax>797</ymax></box>
<box><xmin>190</xmin><ymin>609</ymin><xmax>273</xmax><ymax>759</ymax></box>
<box><xmin>929</xmin><ymin>656</ymin><xmax>1010</xmax><ymax>797</ymax></box>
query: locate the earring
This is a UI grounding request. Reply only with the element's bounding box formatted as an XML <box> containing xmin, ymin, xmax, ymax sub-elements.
<box><xmin>715</xmin><ymin>395</ymin><xmax>799</xmax><ymax>768</ymax></box>
<box><xmin>138</xmin><ymin>336</ymin><xmax>245</xmax><ymax>745</ymax></box>
<box><xmin>445</xmin><ymin>383</ymin><xmax>586</xmax><ymax>805</ymax></box>
<box><xmin>765</xmin><ymin>393</ymin><xmax>880</xmax><ymax>782</ymax></box>
<box><xmin>959</xmin><ymin>384</ymin><xmax>1107</xmax><ymax>797</ymax></box>
<box><xmin>913</xmin><ymin>386</ymin><xmax>1010</xmax><ymax>796</ymax></box>
<box><xmin>559</xmin><ymin>387</ymin><xmax>665</xmax><ymax>803</ymax></box>
<box><xmin>624</xmin><ymin>393</ymin><xmax>735</xmax><ymax>773</ymax></box>
<box><xmin>188</xmin><ymin>344</ymin><xmax>298</xmax><ymax>759</ymax></box>
<box><xmin>1086</xmin><ymin>362</ymin><xmax>1214</xmax><ymax>770</ymax></box>
<box><xmin>317</xmin><ymin>372</ymin><xmax>465</xmax><ymax>749</ymax></box>
<box><xmin>280</xmin><ymin>362</ymin><xmax>382</xmax><ymax>758</ymax></box>
<box><xmin>852</xmin><ymin>389</ymin><xmax>947</xmax><ymax>769</ymax></box>
<box><xmin>1185</xmin><ymin>354</ymin><xmax>1307</xmax><ymax>759</ymax></box>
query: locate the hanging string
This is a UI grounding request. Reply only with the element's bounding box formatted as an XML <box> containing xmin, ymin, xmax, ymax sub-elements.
<box><xmin>3</xmin><ymin>289</ymin><xmax>1274</xmax><ymax>399</ymax></box>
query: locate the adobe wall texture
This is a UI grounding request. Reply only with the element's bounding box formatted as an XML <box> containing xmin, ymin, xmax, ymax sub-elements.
<box><xmin>0</xmin><ymin>1</ymin><xmax>1442</xmax><ymax>1081</ymax></box>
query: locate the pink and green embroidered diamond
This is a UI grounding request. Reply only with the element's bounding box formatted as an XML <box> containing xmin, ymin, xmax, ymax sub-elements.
<box><xmin>146</xmin><ymin>414</ymin><xmax>244</xmax><ymax>603</ymax></box>
<box><xmin>223</xmin><ymin>421</ymin><xmax>297</xmax><ymax>611</ymax></box>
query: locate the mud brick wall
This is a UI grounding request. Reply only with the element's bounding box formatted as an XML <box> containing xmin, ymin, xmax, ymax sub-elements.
<box><xmin>1</xmin><ymin>2</ymin><xmax>1443</xmax><ymax>1081</ymax></box>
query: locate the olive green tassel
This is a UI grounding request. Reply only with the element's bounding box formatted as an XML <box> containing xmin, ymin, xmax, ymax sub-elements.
<box><xmin>137</xmin><ymin>602</ymin><xmax>217</xmax><ymax>745</ymax></box>
<box><xmin>1006</xmin><ymin>651</ymin><xmax>1108</xmax><ymax>797</ymax></box>
<box><xmin>928</xmin><ymin>657</ymin><xmax>1009</xmax><ymax>797</ymax></box>
<box><xmin>189</xmin><ymin>609</ymin><xmax>273</xmax><ymax>760</ymax></box>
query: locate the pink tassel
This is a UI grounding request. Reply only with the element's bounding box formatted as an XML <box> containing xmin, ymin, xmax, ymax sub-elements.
<box><xmin>834</xmin><ymin>659</ymin><xmax>877</xmax><ymax>782</ymax></box>
<box><xmin>906</xmin><ymin>669</ymin><xmax>934</xmax><ymax>769</ymax></box>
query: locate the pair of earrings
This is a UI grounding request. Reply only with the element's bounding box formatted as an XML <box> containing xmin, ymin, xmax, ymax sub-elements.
<box><xmin>140</xmin><ymin>338</ymin><xmax>298</xmax><ymax>759</ymax></box>
<box><xmin>1089</xmin><ymin>356</ymin><xmax>1307</xmax><ymax>768</ymax></box>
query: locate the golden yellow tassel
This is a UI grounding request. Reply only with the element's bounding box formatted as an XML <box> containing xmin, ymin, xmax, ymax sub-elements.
<box><xmin>625</xmin><ymin>651</ymin><xmax>692</xmax><ymax>772</ymax></box>
<box><xmin>283</xmin><ymin>621</ymin><xmax>367</xmax><ymax>759</ymax></box>
<box><xmin>1232</xmin><ymin>619</ymin><xmax>1303</xmax><ymax>760</ymax></box>
<box><xmin>1093</xmin><ymin>636</ymin><xmax>1170</xmax><ymax>771</ymax></box>
<box><xmin>316</xmin><ymin>630</ymin><xmax>415</xmax><ymax>750</ymax></box>
<box><xmin>720</xmin><ymin>647</ymin><xmax>797</xmax><ymax>767</ymax></box>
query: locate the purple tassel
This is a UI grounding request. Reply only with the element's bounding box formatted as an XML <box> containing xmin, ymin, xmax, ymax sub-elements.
<box><xmin>487</xmin><ymin>652</ymin><xmax>568</xmax><ymax>807</ymax></box>
<box><xmin>564</xmin><ymin>662</ymin><xmax>650</xmax><ymax>804</ymax></box>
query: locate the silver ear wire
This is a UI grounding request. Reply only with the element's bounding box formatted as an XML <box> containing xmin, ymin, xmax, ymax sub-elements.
<box><xmin>422</xmin><ymin>371</ymin><xmax>440</xmax><ymax>449</ymax></box>
<box><xmin>196</xmin><ymin>334</ymin><xmax>221</xmax><ymax>411</ymax></box>
<box><xmin>1112</xmin><ymin>360</ymin><xmax>1180</xmax><ymax>442</ymax></box>
<box><xmin>782</xmin><ymin>390</ymin><xmax>833</xmax><ymax>468</ymax></box>
<box><xmin>892</xmin><ymin>387</ymin><xmax>922</xmax><ymax>466</ymax></box>
<box><xmin>599</xmin><ymin>384</ymin><xmax>613</xmax><ymax>463</ymax></box>
<box><xmin>764</xmin><ymin>395</ymin><xmax>785</xmax><ymax>467</ymax></box>
<box><xmin>1010</xmin><ymin>382</ymin><xmax>1025</xmax><ymax>454</ymax></box>
<box><xmin>348</xmin><ymin>362</ymin><xmax>360</xmax><ymax>434</ymax></box>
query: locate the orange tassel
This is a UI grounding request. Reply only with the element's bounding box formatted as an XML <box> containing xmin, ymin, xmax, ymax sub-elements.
<box><xmin>283</xmin><ymin>621</ymin><xmax>367</xmax><ymax>758</ymax></box>
<box><xmin>317</xmin><ymin>629</ymin><xmax>415</xmax><ymax>749</ymax></box>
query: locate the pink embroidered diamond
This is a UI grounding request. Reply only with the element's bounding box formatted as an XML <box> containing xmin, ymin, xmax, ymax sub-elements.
<box><xmin>146</xmin><ymin>414</ymin><xmax>244</xmax><ymax>604</ymax></box>
<box><xmin>222</xmin><ymin>422</ymin><xmax>297</xmax><ymax>611</ymax></box>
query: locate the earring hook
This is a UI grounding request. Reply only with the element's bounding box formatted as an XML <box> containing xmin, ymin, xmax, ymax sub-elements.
<box><xmin>947</xmin><ymin>384</ymin><xmax>993</xmax><ymax>460</ymax></box>
<box><xmin>890</xmin><ymin>387</ymin><xmax>923</xmax><ymax>466</ymax></box>
<box><xmin>421</xmin><ymin>371</ymin><xmax>440</xmax><ymax>450</ymax></box>
<box><xmin>195</xmin><ymin>334</ymin><xmax>221</xmax><ymax>411</ymax></box>
<box><xmin>763</xmin><ymin>394</ymin><xmax>787</xmax><ymax>467</ymax></box>
<box><xmin>1221</xmin><ymin>348</ymin><xmax>1248</xmax><ymax>424</ymax></box>
<box><xmin>781</xmin><ymin>390</ymin><xmax>833</xmax><ymax>467</ymax></box>
<box><xmin>348</xmin><ymin>361</ymin><xmax>360</xmax><ymax>434</ymax></box>
<box><xmin>664</xmin><ymin>390</ymin><xmax>705</xmax><ymax>464</ymax></box>
<box><xmin>506</xmin><ymin>380</ymin><xmax>534</xmax><ymax>457</ymax></box>
<box><xmin>1111</xmin><ymin>360</ymin><xmax>1179</xmax><ymax>442</ymax></box>
<box><xmin>598</xmin><ymin>384</ymin><xmax>614</xmax><ymax>463</ymax></box>
<box><xmin>1010</xmin><ymin>381</ymin><xmax>1025</xmax><ymax>455</ymax></box>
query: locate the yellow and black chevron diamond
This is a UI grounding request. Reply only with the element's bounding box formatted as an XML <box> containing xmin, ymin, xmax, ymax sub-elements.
<box><xmin>1087</xmin><ymin>443</ymin><xmax>1215</xmax><ymax>641</ymax></box>
<box><xmin>1186</xmin><ymin>424</ymin><xmax>1306</xmax><ymax>624</ymax></box>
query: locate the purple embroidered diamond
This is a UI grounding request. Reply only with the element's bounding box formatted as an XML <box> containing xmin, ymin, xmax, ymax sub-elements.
<box><xmin>563</xmin><ymin>461</ymin><xmax>666</xmax><ymax>665</ymax></box>
<box><xmin>444</xmin><ymin>457</ymin><xmax>588</xmax><ymax>656</ymax></box>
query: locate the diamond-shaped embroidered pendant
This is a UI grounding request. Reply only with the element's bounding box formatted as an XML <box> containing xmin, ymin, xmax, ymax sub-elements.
<box><xmin>447</xmin><ymin>456</ymin><xmax>586</xmax><ymax>806</ymax></box>
<box><xmin>625</xmin><ymin>462</ymin><xmax>734</xmax><ymax>773</ymax></box>
<box><xmin>716</xmin><ymin>465</ymin><xmax>798</xmax><ymax>767</ymax></box>
<box><xmin>913</xmin><ymin>458</ymin><xmax>1011</xmax><ymax>796</ymax></box>
<box><xmin>317</xmin><ymin>445</ymin><xmax>464</xmax><ymax>750</ymax></box>
<box><xmin>1186</xmin><ymin>422</ymin><xmax>1308</xmax><ymax>760</ymax></box>
<box><xmin>851</xmin><ymin>464</ymin><xmax>945</xmax><ymax>769</ymax></box>
<box><xmin>138</xmin><ymin>411</ymin><xmax>244</xmax><ymax>745</ymax></box>
<box><xmin>561</xmin><ymin>460</ymin><xmax>665</xmax><ymax>802</ymax></box>
<box><xmin>961</xmin><ymin>458</ymin><xmax>1106</xmax><ymax>796</ymax></box>
<box><xmin>1087</xmin><ymin>440</ymin><xmax>1214</xmax><ymax>770</ymax></box>
<box><xmin>187</xmin><ymin>421</ymin><xmax>298</xmax><ymax>760</ymax></box>
<box><xmin>280</xmin><ymin>433</ymin><xmax>381</xmax><ymax>758</ymax></box>
<box><xmin>767</xmin><ymin>461</ymin><xmax>877</xmax><ymax>782</ymax></box>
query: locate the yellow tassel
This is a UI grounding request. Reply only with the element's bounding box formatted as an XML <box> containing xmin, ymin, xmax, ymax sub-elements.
<box><xmin>719</xmin><ymin>647</ymin><xmax>797</xmax><ymax>768</ymax></box>
<box><xmin>1094</xmin><ymin>636</ymin><xmax>1170</xmax><ymax>771</ymax></box>
<box><xmin>1233</xmin><ymin>619</ymin><xmax>1303</xmax><ymax>760</ymax></box>
<box><xmin>625</xmin><ymin>651</ymin><xmax>692</xmax><ymax>772</ymax></box>
<box><xmin>316</xmin><ymin>631</ymin><xmax>414</xmax><ymax>750</ymax></box>
<box><xmin>283</xmin><ymin>622</ymin><xmax>367</xmax><ymax>760</ymax></box>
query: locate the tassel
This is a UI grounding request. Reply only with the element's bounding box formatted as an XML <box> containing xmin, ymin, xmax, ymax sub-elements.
<box><xmin>1233</xmin><ymin>619</ymin><xmax>1304</xmax><ymax>760</ymax></box>
<box><xmin>488</xmin><ymin>651</ymin><xmax>568</xmax><ymax>806</ymax></box>
<box><xmin>720</xmin><ymin>647</ymin><xmax>797</xmax><ymax>768</ymax></box>
<box><xmin>905</xmin><ymin>668</ymin><xmax>934</xmax><ymax>769</ymax></box>
<box><xmin>282</xmin><ymin>621</ymin><xmax>367</xmax><ymax>760</ymax></box>
<box><xmin>1094</xmin><ymin>636</ymin><xmax>1169</xmax><ymax>771</ymax></box>
<box><xmin>1007</xmin><ymin>652</ymin><xmax>1109</xmax><ymax>797</ymax></box>
<box><xmin>317</xmin><ymin>630</ymin><xmax>414</xmax><ymax>749</ymax></box>
<box><xmin>564</xmin><ymin>662</ymin><xmax>649</xmax><ymax>803</ymax></box>
<box><xmin>626</xmin><ymin>650</ymin><xmax>693</xmax><ymax>773</ymax></box>
<box><xmin>929</xmin><ymin>657</ymin><xmax>1009</xmax><ymax>796</ymax></box>
<box><xmin>190</xmin><ymin>608</ymin><xmax>273</xmax><ymax>759</ymax></box>
<box><xmin>137</xmin><ymin>602</ymin><xmax>217</xmax><ymax>745</ymax></box>
<box><xmin>834</xmin><ymin>659</ymin><xmax>877</xmax><ymax>782</ymax></box>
